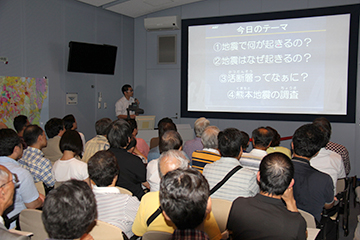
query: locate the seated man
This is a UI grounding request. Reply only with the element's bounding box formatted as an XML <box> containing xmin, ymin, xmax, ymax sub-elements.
<box><xmin>147</xmin><ymin>130</ymin><xmax>183</xmax><ymax>192</ymax></box>
<box><xmin>149</xmin><ymin>117</ymin><xmax>174</xmax><ymax>149</ymax></box>
<box><xmin>132</xmin><ymin>150</ymin><xmax>221</xmax><ymax>240</ymax></box>
<box><xmin>203</xmin><ymin>128</ymin><xmax>259</xmax><ymax>201</ymax></box>
<box><xmin>313</xmin><ymin>117</ymin><xmax>350</xmax><ymax>175</ymax></box>
<box><xmin>311</xmin><ymin>120</ymin><xmax>345</xmax><ymax>193</ymax></box>
<box><xmin>0</xmin><ymin>165</ymin><xmax>30</xmax><ymax>239</ymax></box>
<box><xmin>19</xmin><ymin>125</ymin><xmax>55</xmax><ymax>190</ymax></box>
<box><xmin>148</xmin><ymin>120</ymin><xmax>177</xmax><ymax>162</ymax></box>
<box><xmin>42</xmin><ymin>118</ymin><xmax>65</xmax><ymax>164</ymax></box>
<box><xmin>240</xmin><ymin>127</ymin><xmax>273</xmax><ymax>171</ymax></box>
<box><xmin>227</xmin><ymin>152</ymin><xmax>306</xmax><ymax>239</ymax></box>
<box><xmin>183</xmin><ymin>117</ymin><xmax>210</xmax><ymax>158</ymax></box>
<box><xmin>291</xmin><ymin>124</ymin><xmax>334</xmax><ymax>224</ymax></box>
<box><xmin>107</xmin><ymin>119</ymin><xmax>147</xmax><ymax>200</ymax></box>
<box><xmin>0</xmin><ymin>129</ymin><xmax>43</xmax><ymax>229</ymax></box>
<box><xmin>192</xmin><ymin>126</ymin><xmax>221</xmax><ymax>173</ymax></box>
<box><xmin>88</xmin><ymin>150</ymin><xmax>140</xmax><ymax>238</ymax></box>
<box><xmin>160</xmin><ymin>168</ymin><xmax>212</xmax><ymax>240</ymax></box>
<box><xmin>83</xmin><ymin>118</ymin><xmax>112</xmax><ymax>162</ymax></box>
<box><xmin>265</xmin><ymin>126</ymin><xmax>292</xmax><ymax>158</ymax></box>
<box><xmin>42</xmin><ymin>179</ymin><xmax>97</xmax><ymax>240</ymax></box>
<box><xmin>13</xmin><ymin>115</ymin><xmax>30</xmax><ymax>149</ymax></box>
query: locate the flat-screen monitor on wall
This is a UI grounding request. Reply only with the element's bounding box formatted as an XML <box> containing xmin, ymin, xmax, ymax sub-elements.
<box><xmin>181</xmin><ymin>4</ymin><xmax>359</xmax><ymax>123</ymax></box>
<box><xmin>67</xmin><ymin>41</ymin><xmax>117</xmax><ymax>75</ymax></box>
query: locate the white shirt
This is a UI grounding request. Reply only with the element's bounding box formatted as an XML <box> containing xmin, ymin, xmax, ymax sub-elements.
<box><xmin>310</xmin><ymin>148</ymin><xmax>346</xmax><ymax>194</ymax></box>
<box><xmin>92</xmin><ymin>185</ymin><xmax>140</xmax><ymax>238</ymax></box>
<box><xmin>115</xmin><ymin>96</ymin><xmax>135</xmax><ymax>116</ymax></box>
<box><xmin>53</xmin><ymin>158</ymin><xmax>89</xmax><ymax>181</ymax></box>
<box><xmin>146</xmin><ymin>158</ymin><xmax>160</xmax><ymax>192</ymax></box>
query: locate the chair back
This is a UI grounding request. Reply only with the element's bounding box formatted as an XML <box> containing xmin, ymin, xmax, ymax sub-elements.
<box><xmin>88</xmin><ymin>220</ymin><xmax>124</xmax><ymax>240</ymax></box>
<box><xmin>142</xmin><ymin>231</ymin><xmax>172</xmax><ymax>240</ymax></box>
<box><xmin>298</xmin><ymin>209</ymin><xmax>316</xmax><ymax>228</ymax></box>
<box><xmin>115</xmin><ymin>186</ymin><xmax>133</xmax><ymax>196</ymax></box>
<box><xmin>35</xmin><ymin>181</ymin><xmax>45</xmax><ymax>196</ymax></box>
<box><xmin>19</xmin><ymin>209</ymin><xmax>48</xmax><ymax>240</ymax></box>
<box><xmin>336</xmin><ymin>178</ymin><xmax>346</xmax><ymax>195</ymax></box>
<box><xmin>211</xmin><ymin>198</ymin><xmax>232</xmax><ymax>232</ymax></box>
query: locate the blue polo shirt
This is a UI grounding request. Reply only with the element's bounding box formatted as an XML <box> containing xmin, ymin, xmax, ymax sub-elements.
<box><xmin>292</xmin><ymin>156</ymin><xmax>334</xmax><ymax>222</ymax></box>
<box><xmin>0</xmin><ymin>156</ymin><xmax>39</xmax><ymax>228</ymax></box>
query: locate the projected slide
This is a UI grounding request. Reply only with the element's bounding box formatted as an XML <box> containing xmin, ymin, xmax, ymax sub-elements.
<box><xmin>187</xmin><ymin>14</ymin><xmax>350</xmax><ymax>115</ymax></box>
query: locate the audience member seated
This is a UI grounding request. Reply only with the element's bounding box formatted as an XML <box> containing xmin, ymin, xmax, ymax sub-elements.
<box><xmin>148</xmin><ymin>120</ymin><xmax>177</xmax><ymax>162</ymax></box>
<box><xmin>313</xmin><ymin>117</ymin><xmax>350</xmax><ymax>175</ymax></box>
<box><xmin>203</xmin><ymin>128</ymin><xmax>259</xmax><ymax>201</ymax></box>
<box><xmin>13</xmin><ymin>115</ymin><xmax>29</xmax><ymax>149</ymax></box>
<box><xmin>239</xmin><ymin>127</ymin><xmax>273</xmax><ymax>171</ymax></box>
<box><xmin>0</xmin><ymin>165</ymin><xmax>30</xmax><ymax>239</ymax></box>
<box><xmin>107</xmin><ymin>119</ymin><xmax>147</xmax><ymax>200</ymax></box>
<box><xmin>42</xmin><ymin>179</ymin><xmax>97</xmax><ymax>240</ymax></box>
<box><xmin>127</xmin><ymin>119</ymin><xmax>150</xmax><ymax>159</ymax></box>
<box><xmin>63</xmin><ymin>114</ymin><xmax>86</xmax><ymax>153</ymax></box>
<box><xmin>88</xmin><ymin>150</ymin><xmax>140</xmax><ymax>238</ymax></box>
<box><xmin>132</xmin><ymin>150</ymin><xmax>221</xmax><ymax>240</ymax></box>
<box><xmin>183</xmin><ymin>117</ymin><xmax>210</xmax><ymax>158</ymax></box>
<box><xmin>227</xmin><ymin>152</ymin><xmax>306</xmax><ymax>240</ymax></box>
<box><xmin>149</xmin><ymin>117</ymin><xmax>173</xmax><ymax>149</ymax></box>
<box><xmin>265</xmin><ymin>126</ymin><xmax>292</xmax><ymax>158</ymax></box>
<box><xmin>42</xmin><ymin>118</ymin><xmax>65</xmax><ymax>164</ymax></box>
<box><xmin>147</xmin><ymin>130</ymin><xmax>183</xmax><ymax>192</ymax></box>
<box><xmin>83</xmin><ymin>118</ymin><xmax>112</xmax><ymax>162</ymax></box>
<box><xmin>160</xmin><ymin>169</ymin><xmax>213</xmax><ymax>240</ymax></box>
<box><xmin>0</xmin><ymin>129</ymin><xmax>43</xmax><ymax>229</ymax></box>
<box><xmin>52</xmin><ymin>130</ymin><xmax>89</xmax><ymax>184</ymax></box>
<box><xmin>291</xmin><ymin>124</ymin><xmax>334</xmax><ymax>237</ymax></box>
<box><xmin>311</xmin><ymin>120</ymin><xmax>345</xmax><ymax>193</ymax></box>
<box><xmin>18</xmin><ymin>125</ymin><xmax>55</xmax><ymax>190</ymax></box>
<box><xmin>240</xmin><ymin>131</ymin><xmax>250</xmax><ymax>153</ymax></box>
<box><xmin>192</xmin><ymin>126</ymin><xmax>221</xmax><ymax>173</ymax></box>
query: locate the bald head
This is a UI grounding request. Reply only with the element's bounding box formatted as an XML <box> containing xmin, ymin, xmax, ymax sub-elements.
<box><xmin>252</xmin><ymin>127</ymin><xmax>273</xmax><ymax>149</ymax></box>
<box><xmin>158</xmin><ymin>150</ymin><xmax>189</xmax><ymax>178</ymax></box>
<box><xmin>0</xmin><ymin>165</ymin><xmax>15</xmax><ymax>212</ymax></box>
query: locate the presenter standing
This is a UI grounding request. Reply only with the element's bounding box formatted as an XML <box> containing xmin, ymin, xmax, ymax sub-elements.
<box><xmin>115</xmin><ymin>84</ymin><xmax>140</xmax><ymax>119</ymax></box>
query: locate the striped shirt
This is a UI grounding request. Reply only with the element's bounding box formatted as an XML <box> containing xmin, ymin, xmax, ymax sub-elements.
<box><xmin>83</xmin><ymin>135</ymin><xmax>110</xmax><ymax>162</ymax></box>
<box><xmin>203</xmin><ymin>157</ymin><xmax>259</xmax><ymax>201</ymax></box>
<box><xmin>19</xmin><ymin>147</ymin><xmax>55</xmax><ymax>187</ymax></box>
<box><xmin>192</xmin><ymin>149</ymin><xmax>221</xmax><ymax>173</ymax></box>
<box><xmin>93</xmin><ymin>186</ymin><xmax>140</xmax><ymax>238</ymax></box>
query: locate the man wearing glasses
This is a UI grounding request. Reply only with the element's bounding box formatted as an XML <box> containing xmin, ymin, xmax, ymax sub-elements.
<box><xmin>0</xmin><ymin>165</ymin><xmax>29</xmax><ymax>239</ymax></box>
<box><xmin>115</xmin><ymin>84</ymin><xmax>140</xmax><ymax>119</ymax></box>
<box><xmin>0</xmin><ymin>129</ymin><xmax>44</xmax><ymax>229</ymax></box>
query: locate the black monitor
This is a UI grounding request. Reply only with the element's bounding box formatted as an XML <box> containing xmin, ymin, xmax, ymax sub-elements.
<box><xmin>67</xmin><ymin>41</ymin><xmax>117</xmax><ymax>75</ymax></box>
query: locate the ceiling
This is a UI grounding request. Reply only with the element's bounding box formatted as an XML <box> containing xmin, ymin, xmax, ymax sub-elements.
<box><xmin>76</xmin><ymin>0</ymin><xmax>204</xmax><ymax>18</ymax></box>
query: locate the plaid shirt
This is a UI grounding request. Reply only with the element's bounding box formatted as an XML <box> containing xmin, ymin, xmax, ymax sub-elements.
<box><xmin>19</xmin><ymin>147</ymin><xmax>55</xmax><ymax>187</ymax></box>
<box><xmin>326</xmin><ymin>141</ymin><xmax>350</xmax><ymax>175</ymax></box>
<box><xmin>172</xmin><ymin>229</ymin><xmax>209</xmax><ymax>240</ymax></box>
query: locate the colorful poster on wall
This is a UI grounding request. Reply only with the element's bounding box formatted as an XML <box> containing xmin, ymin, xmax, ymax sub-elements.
<box><xmin>0</xmin><ymin>76</ymin><xmax>49</xmax><ymax>128</ymax></box>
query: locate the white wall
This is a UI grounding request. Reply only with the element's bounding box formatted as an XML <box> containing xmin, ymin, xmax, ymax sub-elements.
<box><xmin>134</xmin><ymin>0</ymin><xmax>360</xmax><ymax>176</ymax></box>
<box><xmin>0</xmin><ymin>0</ymin><xmax>134</xmax><ymax>139</ymax></box>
